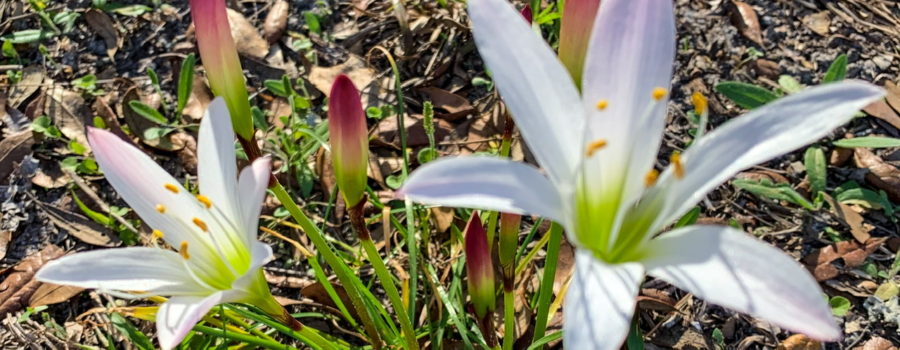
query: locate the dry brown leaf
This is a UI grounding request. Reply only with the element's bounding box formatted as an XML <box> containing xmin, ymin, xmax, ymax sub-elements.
<box><xmin>728</xmin><ymin>1</ymin><xmax>764</xmax><ymax>46</ymax></box>
<box><xmin>29</xmin><ymin>282</ymin><xmax>84</xmax><ymax>308</ymax></box>
<box><xmin>776</xmin><ymin>334</ymin><xmax>821</xmax><ymax>350</ymax></box>
<box><xmin>803</xmin><ymin>238</ymin><xmax>887</xmax><ymax>281</ymax></box>
<box><xmin>84</xmin><ymin>9</ymin><xmax>120</xmax><ymax>60</ymax></box>
<box><xmin>0</xmin><ymin>231</ymin><xmax>10</xmax><ymax>261</ymax></box>
<box><xmin>856</xmin><ymin>337</ymin><xmax>898</xmax><ymax>350</ymax></box>
<box><xmin>309</xmin><ymin>55</ymin><xmax>382</xmax><ymax>107</ymax></box>
<box><xmin>417</xmin><ymin>87</ymin><xmax>475</xmax><ymax>121</ymax></box>
<box><xmin>45</xmin><ymin>85</ymin><xmax>90</xmax><ymax>149</ymax></box>
<box><xmin>735</xmin><ymin>170</ymin><xmax>790</xmax><ymax>184</ymax></box>
<box><xmin>91</xmin><ymin>95</ymin><xmax>131</xmax><ymax>141</ymax></box>
<box><xmin>802</xmin><ymin>11</ymin><xmax>831</xmax><ymax>36</ymax></box>
<box><xmin>430</xmin><ymin>207</ymin><xmax>454</xmax><ymax>233</ymax></box>
<box><xmin>637</xmin><ymin>288</ymin><xmax>677</xmax><ymax>313</ymax></box>
<box><xmin>181</xmin><ymin>75</ymin><xmax>213</xmax><ymax>122</ymax></box>
<box><xmin>31</xmin><ymin>160</ymin><xmax>71</xmax><ymax>189</ymax></box>
<box><xmin>885</xmin><ymin>81</ymin><xmax>900</xmax><ymax>114</ymax></box>
<box><xmin>226</xmin><ymin>8</ymin><xmax>269</xmax><ymax>59</ymax></box>
<box><xmin>552</xmin><ymin>237</ymin><xmax>574</xmax><ymax>295</ymax></box>
<box><xmin>262</xmin><ymin>0</ymin><xmax>289</xmax><ymax>44</ymax></box>
<box><xmin>822</xmin><ymin>193</ymin><xmax>871</xmax><ymax>243</ymax></box>
<box><xmin>863</xmin><ymin>100</ymin><xmax>900</xmax><ymax>130</ymax></box>
<box><xmin>0</xmin><ymin>245</ymin><xmax>64</xmax><ymax>315</ymax></box>
<box><xmin>853</xmin><ymin>148</ymin><xmax>900</xmax><ymax>203</ymax></box>
<box><xmin>7</xmin><ymin>66</ymin><xmax>44</xmax><ymax>108</ymax></box>
<box><xmin>301</xmin><ymin>281</ymin><xmax>358</xmax><ymax>320</ymax></box>
<box><xmin>265</xmin><ymin>271</ymin><xmax>313</xmax><ymax>289</ymax></box>
<box><xmin>38</xmin><ymin>201</ymin><xmax>117</xmax><ymax>247</ymax></box>
<box><xmin>0</xmin><ymin>131</ymin><xmax>34</xmax><ymax>183</ymax></box>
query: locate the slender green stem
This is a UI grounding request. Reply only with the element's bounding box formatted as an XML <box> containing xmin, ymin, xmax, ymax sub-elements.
<box><xmin>220</xmin><ymin>309</ymin><xmax>278</xmax><ymax>343</ymax></box>
<box><xmin>270</xmin><ymin>182</ymin><xmax>384</xmax><ymax>348</ymax></box>
<box><xmin>361</xmin><ymin>238</ymin><xmax>420</xmax><ymax>350</ymax></box>
<box><xmin>423</xmin><ymin>264</ymin><xmax>474</xmax><ymax>350</ymax></box>
<box><xmin>193</xmin><ymin>324</ymin><xmax>297</xmax><ymax>350</ymax></box>
<box><xmin>502</xmin><ymin>289</ymin><xmax>515</xmax><ymax>350</ymax></box>
<box><xmin>404</xmin><ymin>199</ymin><xmax>418</xmax><ymax>324</ymax></box>
<box><xmin>531</xmin><ymin>223</ymin><xmax>562</xmax><ymax>345</ymax></box>
<box><xmin>227</xmin><ymin>304</ymin><xmax>344</xmax><ymax>350</ymax></box>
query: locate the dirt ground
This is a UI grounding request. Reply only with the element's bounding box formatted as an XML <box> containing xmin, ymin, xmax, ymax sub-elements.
<box><xmin>1</xmin><ymin>0</ymin><xmax>899</xmax><ymax>348</ymax></box>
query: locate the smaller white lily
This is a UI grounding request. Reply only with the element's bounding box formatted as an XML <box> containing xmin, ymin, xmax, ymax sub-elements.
<box><xmin>37</xmin><ymin>98</ymin><xmax>283</xmax><ymax>350</ymax></box>
<box><xmin>399</xmin><ymin>0</ymin><xmax>885</xmax><ymax>348</ymax></box>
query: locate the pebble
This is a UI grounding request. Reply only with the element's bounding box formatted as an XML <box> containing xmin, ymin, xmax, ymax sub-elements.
<box><xmin>873</xmin><ymin>55</ymin><xmax>894</xmax><ymax>71</ymax></box>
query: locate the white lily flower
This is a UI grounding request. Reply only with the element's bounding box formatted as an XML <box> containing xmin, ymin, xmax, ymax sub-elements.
<box><xmin>398</xmin><ymin>0</ymin><xmax>885</xmax><ymax>348</ymax></box>
<box><xmin>36</xmin><ymin>98</ymin><xmax>284</xmax><ymax>350</ymax></box>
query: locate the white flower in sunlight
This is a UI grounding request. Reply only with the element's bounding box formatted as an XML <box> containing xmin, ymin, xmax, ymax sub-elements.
<box><xmin>36</xmin><ymin>98</ymin><xmax>284</xmax><ymax>350</ymax></box>
<box><xmin>398</xmin><ymin>0</ymin><xmax>885</xmax><ymax>348</ymax></box>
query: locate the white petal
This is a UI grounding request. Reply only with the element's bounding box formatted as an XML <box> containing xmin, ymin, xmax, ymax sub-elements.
<box><xmin>643</xmin><ymin>226</ymin><xmax>840</xmax><ymax>341</ymax></box>
<box><xmin>468</xmin><ymin>0</ymin><xmax>584</xmax><ymax>186</ymax></box>
<box><xmin>87</xmin><ymin>128</ymin><xmax>218</xmax><ymax>258</ymax></box>
<box><xmin>398</xmin><ymin>157</ymin><xmax>567</xmax><ymax>223</ymax></box>
<box><xmin>564</xmin><ymin>250</ymin><xmax>644</xmax><ymax>350</ymax></box>
<box><xmin>579</xmin><ymin>0</ymin><xmax>676</xmax><ymax>232</ymax></box>
<box><xmin>237</xmin><ymin>156</ymin><xmax>271</xmax><ymax>243</ymax></box>
<box><xmin>198</xmin><ymin>98</ymin><xmax>241</xmax><ymax>225</ymax></box>
<box><xmin>156</xmin><ymin>292</ymin><xmax>224</xmax><ymax>350</ymax></box>
<box><xmin>655</xmin><ymin>81</ymin><xmax>884</xmax><ymax>227</ymax></box>
<box><xmin>35</xmin><ymin>248</ymin><xmax>210</xmax><ymax>296</ymax></box>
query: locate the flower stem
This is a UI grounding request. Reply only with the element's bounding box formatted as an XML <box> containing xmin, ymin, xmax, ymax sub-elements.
<box><xmin>502</xmin><ymin>288</ymin><xmax>515</xmax><ymax>350</ymax></box>
<box><xmin>270</xmin><ymin>182</ymin><xmax>384</xmax><ymax>348</ymax></box>
<box><xmin>531</xmin><ymin>222</ymin><xmax>562</xmax><ymax>345</ymax></box>
<box><xmin>350</xmin><ymin>199</ymin><xmax>420</xmax><ymax>350</ymax></box>
<box><xmin>226</xmin><ymin>304</ymin><xmax>345</xmax><ymax>350</ymax></box>
<box><xmin>193</xmin><ymin>324</ymin><xmax>297</xmax><ymax>350</ymax></box>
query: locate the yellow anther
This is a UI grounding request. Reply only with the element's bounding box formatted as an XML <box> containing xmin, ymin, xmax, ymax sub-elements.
<box><xmin>585</xmin><ymin>139</ymin><xmax>608</xmax><ymax>157</ymax></box>
<box><xmin>152</xmin><ymin>229</ymin><xmax>165</xmax><ymax>239</ymax></box>
<box><xmin>155</xmin><ymin>204</ymin><xmax>166</xmax><ymax>213</ymax></box>
<box><xmin>192</xmin><ymin>217</ymin><xmax>209</xmax><ymax>232</ymax></box>
<box><xmin>691</xmin><ymin>91</ymin><xmax>708</xmax><ymax>115</ymax></box>
<box><xmin>670</xmin><ymin>152</ymin><xmax>684</xmax><ymax>179</ymax></box>
<box><xmin>179</xmin><ymin>241</ymin><xmax>190</xmax><ymax>259</ymax></box>
<box><xmin>164</xmin><ymin>183</ymin><xmax>180</xmax><ymax>194</ymax></box>
<box><xmin>595</xmin><ymin>99</ymin><xmax>609</xmax><ymax>111</ymax></box>
<box><xmin>644</xmin><ymin>169</ymin><xmax>659</xmax><ymax>187</ymax></box>
<box><xmin>196</xmin><ymin>195</ymin><xmax>212</xmax><ymax>209</ymax></box>
<box><xmin>652</xmin><ymin>87</ymin><xmax>668</xmax><ymax>101</ymax></box>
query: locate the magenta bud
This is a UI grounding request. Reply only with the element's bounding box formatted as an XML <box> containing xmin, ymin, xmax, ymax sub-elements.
<box><xmin>520</xmin><ymin>4</ymin><xmax>533</xmax><ymax>24</ymax></box>
<box><xmin>328</xmin><ymin>75</ymin><xmax>369</xmax><ymax>207</ymax></box>
<box><xmin>465</xmin><ymin>212</ymin><xmax>496</xmax><ymax>319</ymax></box>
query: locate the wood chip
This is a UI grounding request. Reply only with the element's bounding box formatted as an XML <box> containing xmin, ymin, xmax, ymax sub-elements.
<box><xmin>802</xmin><ymin>11</ymin><xmax>831</xmax><ymax>36</ymax></box>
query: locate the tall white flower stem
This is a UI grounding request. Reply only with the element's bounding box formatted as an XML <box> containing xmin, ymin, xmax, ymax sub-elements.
<box><xmin>399</xmin><ymin>0</ymin><xmax>885</xmax><ymax>348</ymax></box>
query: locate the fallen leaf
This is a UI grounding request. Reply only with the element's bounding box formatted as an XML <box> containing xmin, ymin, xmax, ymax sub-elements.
<box><xmin>37</xmin><ymin>201</ymin><xmax>117</xmax><ymax>247</ymax></box>
<box><xmin>417</xmin><ymin>87</ymin><xmax>475</xmax><ymax>120</ymax></box>
<box><xmin>803</xmin><ymin>238</ymin><xmax>887</xmax><ymax>281</ymax></box>
<box><xmin>91</xmin><ymin>95</ymin><xmax>131</xmax><ymax>141</ymax></box>
<box><xmin>45</xmin><ymin>85</ymin><xmax>90</xmax><ymax>149</ymax></box>
<box><xmin>0</xmin><ymin>245</ymin><xmax>64</xmax><ymax>315</ymax></box>
<box><xmin>802</xmin><ymin>11</ymin><xmax>830</xmax><ymax>36</ymax></box>
<box><xmin>853</xmin><ymin>148</ymin><xmax>900</xmax><ymax>203</ymax></box>
<box><xmin>29</xmin><ymin>283</ymin><xmax>84</xmax><ymax>308</ymax></box>
<box><xmin>31</xmin><ymin>160</ymin><xmax>71</xmax><ymax>189</ymax></box>
<box><xmin>822</xmin><ymin>193</ymin><xmax>871</xmax><ymax>243</ymax></box>
<box><xmin>776</xmin><ymin>334</ymin><xmax>821</xmax><ymax>350</ymax></box>
<box><xmin>262</xmin><ymin>0</ymin><xmax>289</xmax><ymax>44</ymax></box>
<box><xmin>735</xmin><ymin>170</ymin><xmax>790</xmax><ymax>184</ymax></box>
<box><xmin>637</xmin><ymin>288</ymin><xmax>677</xmax><ymax>313</ymax></box>
<box><xmin>7</xmin><ymin>66</ymin><xmax>44</xmax><ymax>108</ymax></box>
<box><xmin>0</xmin><ymin>231</ymin><xmax>10</xmax><ymax>261</ymax></box>
<box><xmin>430</xmin><ymin>207</ymin><xmax>454</xmax><ymax>233</ymax></box>
<box><xmin>885</xmin><ymin>81</ymin><xmax>900</xmax><ymax>114</ymax></box>
<box><xmin>84</xmin><ymin>9</ymin><xmax>120</xmax><ymax>60</ymax></box>
<box><xmin>301</xmin><ymin>281</ymin><xmax>358</xmax><ymax>320</ymax></box>
<box><xmin>728</xmin><ymin>1</ymin><xmax>764</xmax><ymax>46</ymax></box>
<box><xmin>226</xmin><ymin>8</ymin><xmax>269</xmax><ymax>59</ymax></box>
<box><xmin>855</xmin><ymin>337</ymin><xmax>898</xmax><ymax>350</ymax></box>
<box><xmin>265</xmin><ymin>271</ymin><xmax>313</xmax><ymax>289</ymax></box>
<box><xmin>309</xmin><ymin>55</ymin><xmax>384</xmax><ymax>107</ymax></box>
<box><xmin>553</xmin><ymin>237</ymin><xmax>574</xmax><ymax>295</ymax></box>
<box><xmin>863</xmin><ymin>100</ymin><xmax>900</xmax><ymax>130</ymax></box>
<box><xmin>0</xmin><ymin>131</ymin><xmax>34</xmax><ymax>183</ymax></box>
<box><xmin>181</xmin><ymin>75</ymin><xmax>213</xmax><ymax>122</ymax></box>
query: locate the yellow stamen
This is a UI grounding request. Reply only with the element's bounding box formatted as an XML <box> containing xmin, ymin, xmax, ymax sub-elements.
<box><xmin>192</xmin><ymin>217</ymin><xmax>209</xmax><ymax>232</ymax></box>
<box><xmin>585</xmin><ymin>139</ymin><xmax>608</xmax><ymax>157</ymax></box>
<box><xmin>196</xmin><ymin>195</ymin><xmax>212</xmax><ymax>209</ymax></box>
<box><xmin>155</xmin><ymin>204</ymin><xmax>166</xmax><ymax>213</ymax></box>
<box><xmin>179</xmin><ymin>241</ymin><xmax>190</xmax><ymax>259</ymax></box>
<box><xmin>644</xmin><ymin>169</ymin><xmax>659</xmax><ymax>187</ymax></box>
<box><xmin>595</xmin><ymin>99</ymin><xmax>609</xmax><ymax>111</ymax></box>
<box><xmin>164</xmin><ymin>183</ymin><xmax>180</xmax><ymax>194</ymax></box>
<box><xmin>152</xmin><ymin>229</ymin><xmax>165</xmax><ymax>239</ymax></box>
<box><xmin>670</xmin><ymin>152</ymin><xmax>684</xmax><ymax>179</ymax></box>
<box><xmin>652</xmin><ymin>87</ymin><xmax>668</xmax><ymax>101</ymax></box>
<box><xmin>692</xmin><ymin>92</ymin><xmax>708</xmax><ymax>115</ymax></box>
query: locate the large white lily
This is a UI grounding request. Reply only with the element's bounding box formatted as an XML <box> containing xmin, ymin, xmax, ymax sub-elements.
<box><xmin>399</xmin><ymin>0</ymin><xmax>885</xmax><ymax>348</ymax></box>
<box><xmin>36</xmin><ymin>98</ymin><xmax>285</xmax><ymax>350</ymax></box>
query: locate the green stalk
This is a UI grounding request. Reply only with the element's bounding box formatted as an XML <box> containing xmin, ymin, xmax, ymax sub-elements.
<box><xmin>270</xmin><ymin>182</ymin><xmax>385</xmax><ymax>348</ymax></box>
<box><xmin>227</xmin><ymin>305</ymin><xmax>344</xmax><ymax>350</ymax></box>
<box><xmin>361</xmin><ymin>238</ymin><xmax>419</xmax><ymax>350</ymax></box>
<box><xmin>502</xmin><ymin>289</ymin><xmax>515</xmax><ymax>350</ymax></box>
<box><xmin>531</xmin><ymin>223</ymin><xmax>562</xmax><ymax>344</ymax></box>
<box><xmin>220</xmin><ymin>309</ymin><xmax>278</xmax><ymax>343</ymax></box>
<box><xmin>423</xmin><ymin>263</ymin><xmax>474</xmax><ymax>349</ymax></box>
<box><xmin>192</xmin><ymin>324</ymin><xmax>297</xmax><ymax>350</ymax></box>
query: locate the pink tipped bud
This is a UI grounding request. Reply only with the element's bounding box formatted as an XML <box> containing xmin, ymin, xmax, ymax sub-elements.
<box><xmin>189</xmin><ymin>0</ymin><xmax>254</xmax><ymax>140</ymax></box>
<box><xmin>520</xmin><ymin>4</ymin><xmax>533</xmax><ymax>24</ymax></box>
<box><xmin>328</xmin><ymin>75</ymin><xmax>369</xmax><ymax>207</ymax></box>
<box><xmin>558</xmin><ymin>0</ymin><xmax>601</xmax><ymax>86</ymax></box>
<box><xmin>465</xmin><ymin>212</ymin><xmax>495</xmax><ymax>319</ymax></box>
